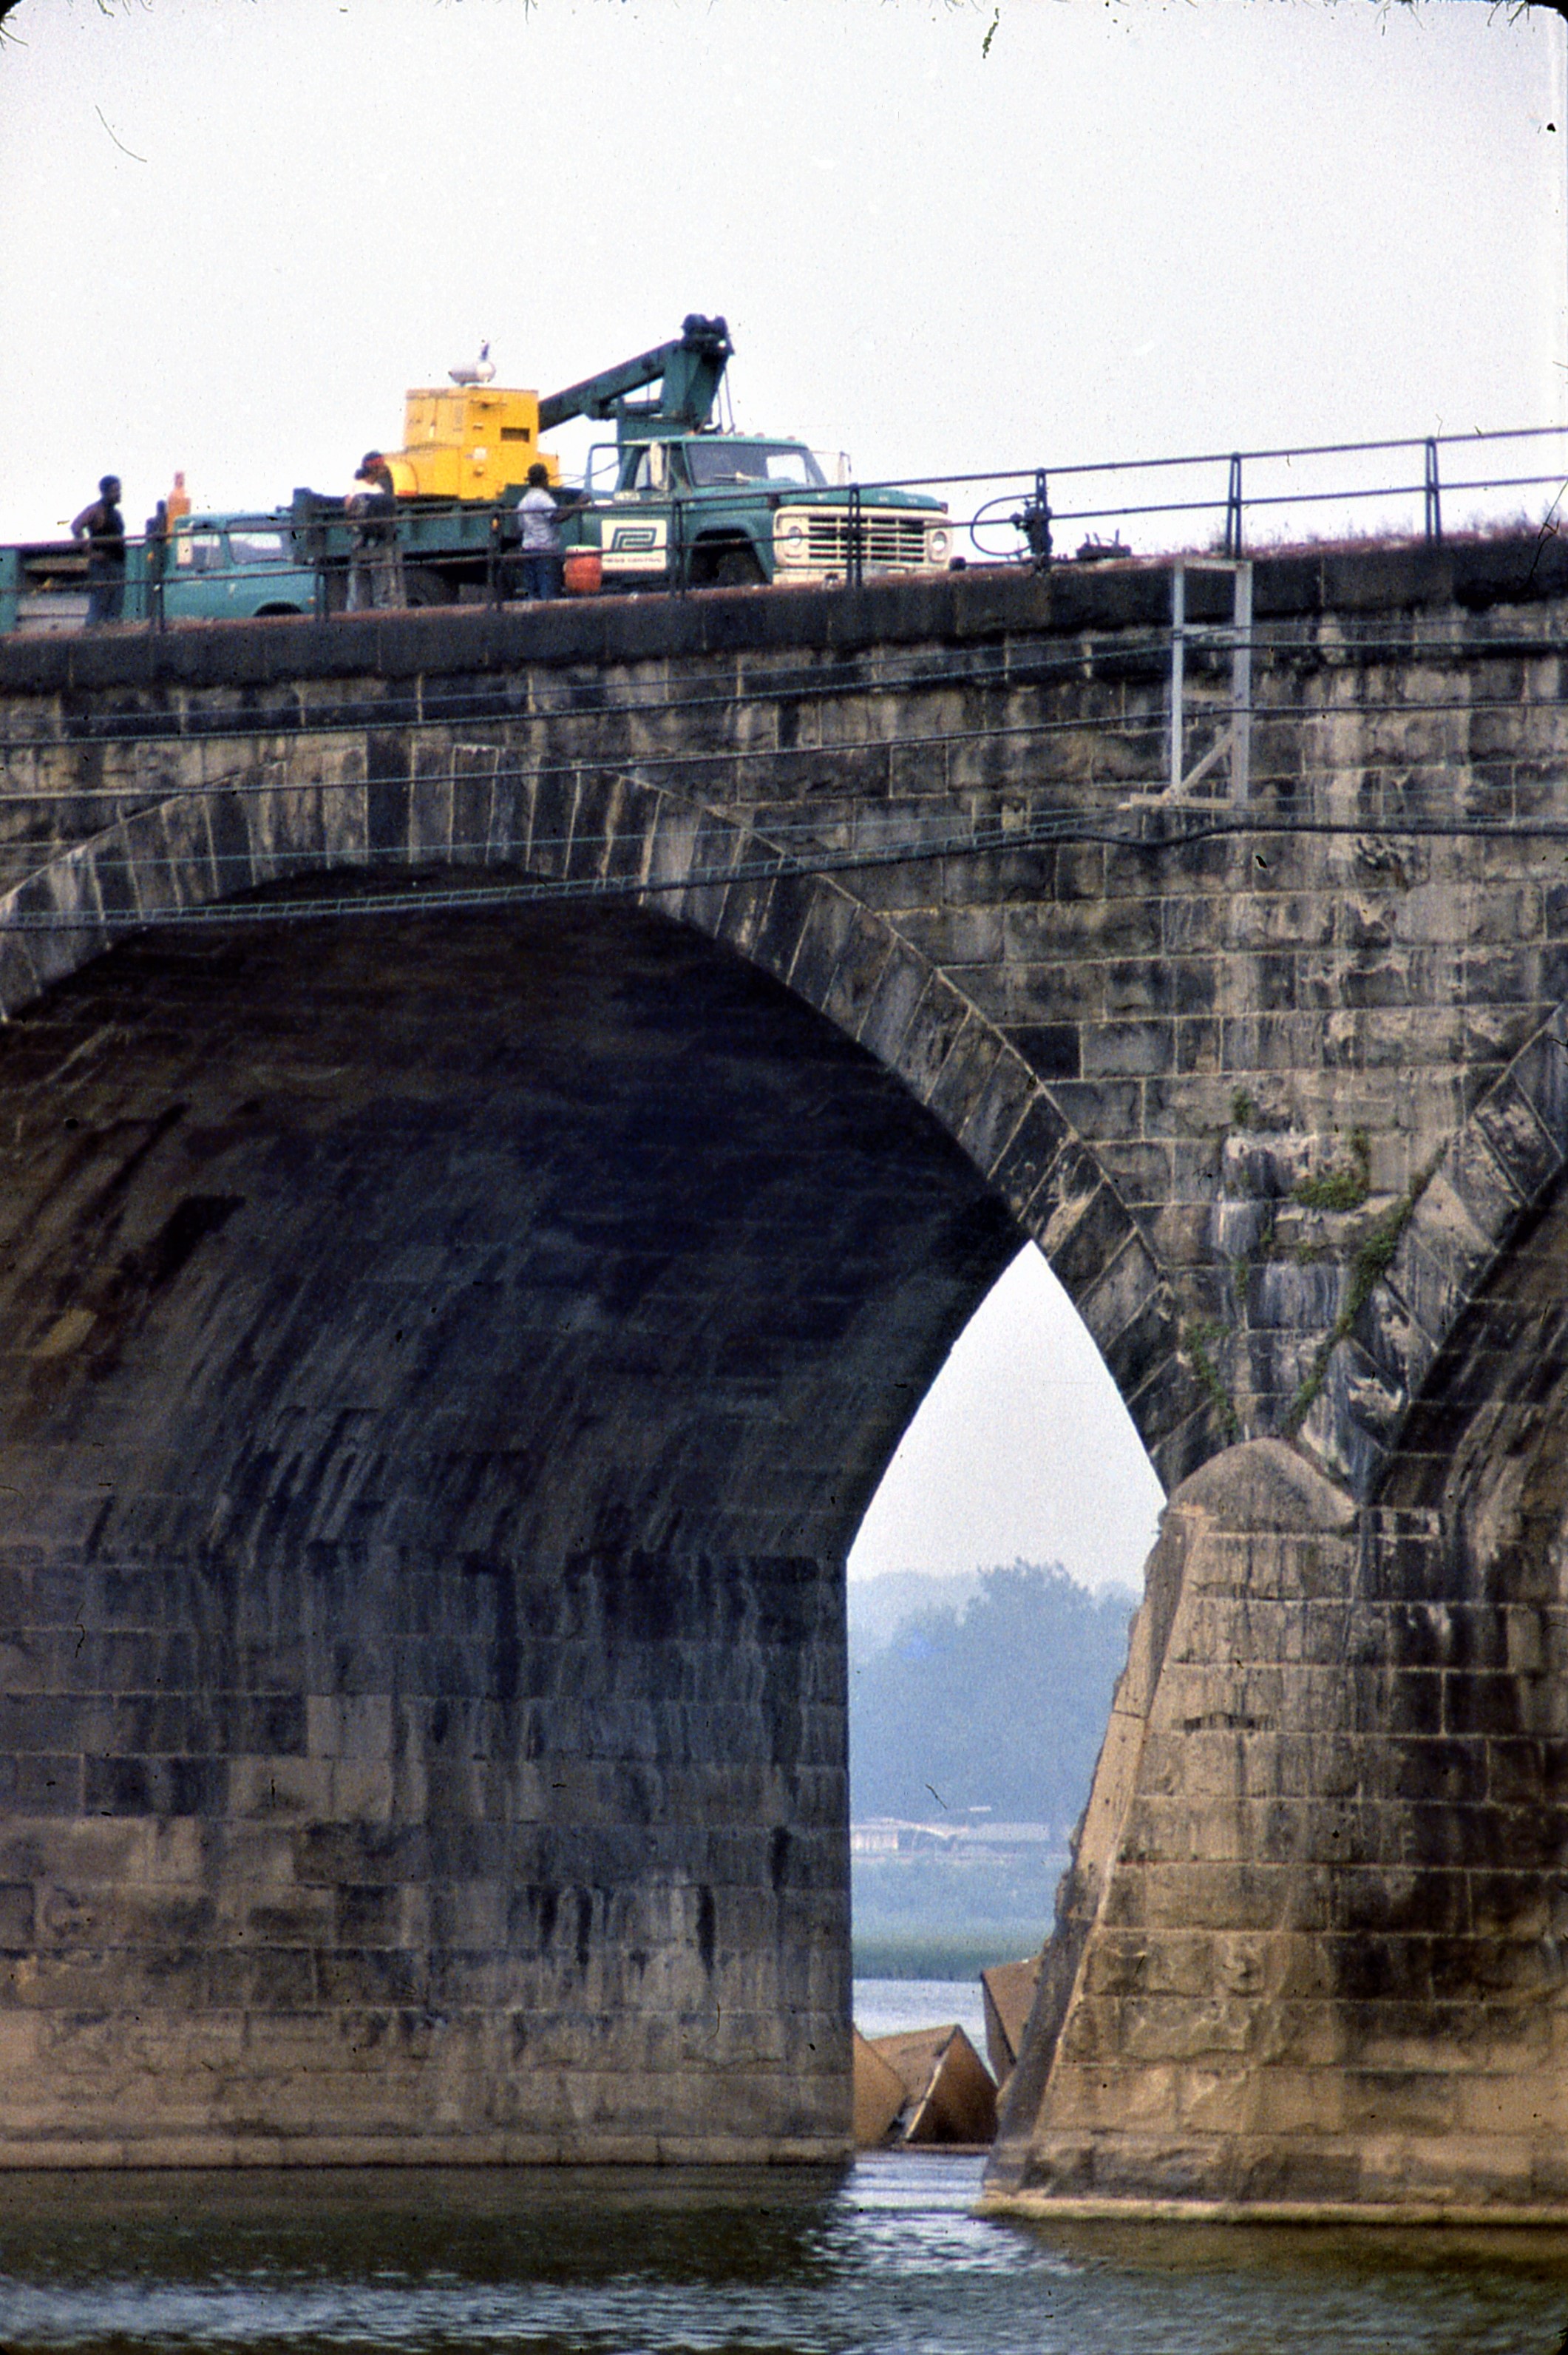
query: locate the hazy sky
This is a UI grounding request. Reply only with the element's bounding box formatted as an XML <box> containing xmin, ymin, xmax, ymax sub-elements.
<box><xmin>1</xmin><ymin>0</ymin><xmax>1560</xmax><ymax>535</ymax></box>
<box><xmin>3</xmin><ymin>0</ymin><xmax>1562</xmax><ymax>1592</ymax></box>
<box><xmin>849</xmin><ymin>1247</ymin><xmax>1165</xmax><ymax>1591</ymax></box>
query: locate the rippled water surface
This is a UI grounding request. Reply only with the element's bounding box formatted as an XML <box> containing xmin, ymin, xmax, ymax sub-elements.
<box><xmin>1</xmin><ymin>2154</ymin><xmax>1568</xmax><ymax>2354</ymax></box>
<box><xmin>852</xmin><ymin>1978</ymin><xmax>987</xmax><ymax>2050</ymax></box>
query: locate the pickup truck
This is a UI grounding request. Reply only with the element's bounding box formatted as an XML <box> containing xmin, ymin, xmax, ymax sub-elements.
<box><xmin>0</xmin><ymin>510</ymin><xmax>319</xmax><ymax>631</ymax></box>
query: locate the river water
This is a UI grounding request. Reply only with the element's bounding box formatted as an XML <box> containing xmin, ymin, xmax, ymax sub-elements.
<box><xmin>0</xmin><ymin>1976</ymin><xmax>1564</xmax><ymax>2354</ymax></box>
<box><xmin>1</xmin><ymin>2151</ymin><xmax>1567</xmax><ymax>2354</ymax></box>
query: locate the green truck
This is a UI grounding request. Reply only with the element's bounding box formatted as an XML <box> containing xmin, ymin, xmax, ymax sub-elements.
<box><xmin>0</xmin><ymin>512</ymin><xmax>320</xmax><ymax>632</ymax></box>
<box><xmin>537</xmin><ymin>314</ymin><xmax>953</xmax><ymax>592</ymax></box>
<box><xmin>292</xmin><ymin>314</ymin><xmax>954</xmax><ymax>603</ymax></box>
<box><xmin>0</xmin><ymin>316</ymin><xmax>954</xmax><ymax>628</ymax></box>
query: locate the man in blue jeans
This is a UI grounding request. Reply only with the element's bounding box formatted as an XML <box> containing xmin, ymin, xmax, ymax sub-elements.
<box><xmin>514</xmin><ymin>461</ymin><xmax>564</xmax><ymax>600</ymax></box>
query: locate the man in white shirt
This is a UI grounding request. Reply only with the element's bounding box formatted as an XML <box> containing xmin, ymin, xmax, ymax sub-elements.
<box><xmin>514</xmin><ymin>462</ymin><xmax>563</xmax><ymax>601</ymax></box>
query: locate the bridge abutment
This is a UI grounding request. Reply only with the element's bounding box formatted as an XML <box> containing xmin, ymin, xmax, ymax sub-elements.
<box><xmin>0</xmin><ymin>1539</ymin><xmax>847</xmax><ymax>2164</ymax></box>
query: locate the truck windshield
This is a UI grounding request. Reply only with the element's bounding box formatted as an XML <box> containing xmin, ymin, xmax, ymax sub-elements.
<box><xmin>174</xmin><ymin>531</ymin><xmax>228</xmax><ymax>574</ymax></box>
<box><xmin>686</xmin><ymin>442</ymin><xmax>826</xmax><ymax>489</ymax></box>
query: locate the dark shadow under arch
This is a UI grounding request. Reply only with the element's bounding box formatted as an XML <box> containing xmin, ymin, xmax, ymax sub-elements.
<box><xmin>0</xmin><ymin>749</ymin><xmax>1198</xmax><ymax>1486</ymax></box>
<box><xmin>0</xmin><ymin>882</ymin><xmax>1037</xmax><ymax>2162</ymax></box>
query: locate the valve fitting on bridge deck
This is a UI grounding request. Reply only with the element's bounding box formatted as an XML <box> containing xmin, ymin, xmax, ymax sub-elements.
<box><xmin>1011</xmin><ymin>469</ymin><xmax>1052</xmax><ymax>573</ymax></box>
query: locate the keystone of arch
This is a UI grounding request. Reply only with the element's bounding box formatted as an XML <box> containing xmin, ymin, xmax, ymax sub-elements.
<box><xmin>1298</xmin><ymin>1003</ymin><xmax>1568</xmax><ymax>1500</ymax></box>
<box><xmin>0</xmin><ymin>745</ymin><xmax>1199</xmax><ymax>1483</ymax></box>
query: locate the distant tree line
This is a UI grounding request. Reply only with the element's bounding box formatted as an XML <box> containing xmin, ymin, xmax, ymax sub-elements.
<box><xmin>849</xmin><ymin>1561</ymin><xmax>1136</xmax><ymax>1830</ymax></box>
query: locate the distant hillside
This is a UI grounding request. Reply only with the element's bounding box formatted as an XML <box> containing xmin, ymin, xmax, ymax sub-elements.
<box><xmin>847</xmin><ymin>1569</ymin><xmax>981</xmax><ymax>1660</ymax></box>
<box><xmin>848</xmin><ymin>1561</ymin><xmax>1136</xmax><ymax>1831</ymax></box>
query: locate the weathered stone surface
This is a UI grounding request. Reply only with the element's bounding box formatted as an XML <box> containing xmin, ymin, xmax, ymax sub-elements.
<box><xmin>988</xmin><ymin>1405</ymin><xmax>1568</xmax><ymax>2218</ymax></box>
<box><xmin>0</xmin><ymin>903</ymin><xmax>1015</xmax><ymax>2161</ymax></box>
<box><xmin>4</xmin><ymin>546</ymin><xmax>1568</xmax><ymax>2177</ymax></box>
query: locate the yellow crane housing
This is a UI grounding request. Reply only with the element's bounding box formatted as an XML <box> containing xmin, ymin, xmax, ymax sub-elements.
<box><xmin>383</xmin><ymin>384</ymin><xmax>558</xmax><ymax>502</ymax></box>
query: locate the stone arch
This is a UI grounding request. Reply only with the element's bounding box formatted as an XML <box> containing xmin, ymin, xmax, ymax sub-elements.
<box><xmin>0</xmin><ymin>738</ymin><xmax>1198</xmax><ymax>1483</ymax></box>
<box><xmin>0</xmin><ymin>722</ymin><xmax>1204</xmax><ymax>2168</ymax></box>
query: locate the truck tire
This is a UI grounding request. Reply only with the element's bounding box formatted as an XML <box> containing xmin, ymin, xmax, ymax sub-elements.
<box><xmin>708</xmin><ymin>546</ymin><xmax>765</xmax><ymax>589</ymax></box>
<box><xmin>403</xmin><ymin>567</ymin><xmax>451</xmax><ymax>609</ymax></box>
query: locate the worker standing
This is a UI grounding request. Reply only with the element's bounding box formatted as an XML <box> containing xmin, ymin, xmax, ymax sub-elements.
<box><xmin>143</xmin><ymin>498</ymin><xmax>169</xmax><ymax>628</ymax></box>
<box><xmin>514</xmin><ymin>461</ymin><xmax>564</xmax><ymax>601</ymax></box>
<box><xmin>70</xmin><ymin>475</ymin><xmax>127</xmax><ymax>626</ymax></box>
<box><xmin>345</xmin><ymin>452</ymin><xmax>405</xmax><ymax>611</ymax></box>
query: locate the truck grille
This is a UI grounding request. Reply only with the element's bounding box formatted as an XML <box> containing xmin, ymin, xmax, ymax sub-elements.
<box><xmin>804</xmin><ymin>513</ymin><xmax>934</xmax><ymax>569</ymax></box>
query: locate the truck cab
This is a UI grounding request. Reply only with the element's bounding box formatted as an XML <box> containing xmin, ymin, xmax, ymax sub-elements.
<box><xmin>0</xmin><ymin>509</ymin><xmax>320</xmax><ymax>633</ymax></box>
<box><xmin>580</xmin><ymin>431</ymin><xmax>951</xmax><ymax>590</ymax></box>
<box><xmin>160</xmin><ymin>512</ymin><xmax>319</xmax><ymax>619</ymax></box>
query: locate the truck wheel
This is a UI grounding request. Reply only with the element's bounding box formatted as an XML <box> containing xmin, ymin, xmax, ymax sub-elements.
<box><xmin>710</xmin><ymin>547</ymin><xmax>765</xmax><ymax>589</ymax></box>
<box><xmin>403</xmin><ymin>568</ymin><xmax>450</xmax><ymax>609</ymax></box>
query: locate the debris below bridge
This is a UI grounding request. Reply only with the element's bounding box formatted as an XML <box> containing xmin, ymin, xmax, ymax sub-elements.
<box><xmin>853</xmin><ymin>2024</ymin><xmax>997</xmax><ymax>2148</ymax></box>
<box><xmin>980</xmin><ymin>1954</ymin><xmax>1043</xmax><ymax>2095</ymax></box>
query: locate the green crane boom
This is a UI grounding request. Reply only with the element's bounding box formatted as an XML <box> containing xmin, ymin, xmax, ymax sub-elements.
<box><xmin>537</xmin><ymin>314</ymin><xmax>733</xmax><ymax>442</ymax></box>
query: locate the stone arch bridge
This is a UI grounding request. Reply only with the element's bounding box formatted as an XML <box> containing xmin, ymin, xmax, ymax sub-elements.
<box><xmin>1</xmin><ymin>539</ymin><xmax>1568</xmax><ymax>2212</ymax></box>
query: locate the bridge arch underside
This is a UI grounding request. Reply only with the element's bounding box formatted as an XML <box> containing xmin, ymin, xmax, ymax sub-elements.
<box><xmin>0</xmin><ymin>892</ymin><xmax>1020</xmax><ymax>2165</ymax></box>
<box><xmin>990</xmin><ymin>1153</ymin><xmax>1568</xmax><ymax>2220</ymax></box>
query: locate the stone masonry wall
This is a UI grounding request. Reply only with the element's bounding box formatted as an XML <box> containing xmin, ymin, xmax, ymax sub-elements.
<box><xmin>5</xmin><ymin>540</ymin><xmax>1568</xmax><ymax>1498</ymax></box>
<box><xmin>0</xmin><ymin>899</ymin><xmax>1014</xmax><ymax>2161</ymax></box>
<box><xmin>4</xmin><ymin>544</ymin><xmax>1568</xmax><ymax>2175</ymax></box>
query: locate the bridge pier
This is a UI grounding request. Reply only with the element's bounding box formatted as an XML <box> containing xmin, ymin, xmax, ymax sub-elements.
<box><xmin>0</xmin><ymin>897</ymin><xmax>1014</xmax><ymax>2163</ymax></box>
<box><xmin>988</xmin><ymin>1438</ymin><xmax>1568</xmax><ymax>2219</ymax></box>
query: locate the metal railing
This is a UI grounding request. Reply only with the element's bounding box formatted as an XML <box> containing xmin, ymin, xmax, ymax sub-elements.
<box><xmin>3</xmin><ymin>424</ymin><xmax>1567</xmax><ymax>636</ymax></box>
<box><xmin>895</xmin><ymin>424</ymin><xmax>1568</xmax><ymax>569</ymax></box>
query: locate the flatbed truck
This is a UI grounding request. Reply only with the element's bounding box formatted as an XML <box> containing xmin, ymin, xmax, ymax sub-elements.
<box><xmin>0</xmin><ymin>314</ymin><xmax>953</xmax><ymax>629</ymax></box>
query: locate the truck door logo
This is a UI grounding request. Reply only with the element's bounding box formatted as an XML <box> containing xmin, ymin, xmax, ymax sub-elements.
<box><xmin>603</xmin><ymin>520</ymin><xmax>668</xmax><ymax>572</ymax></box>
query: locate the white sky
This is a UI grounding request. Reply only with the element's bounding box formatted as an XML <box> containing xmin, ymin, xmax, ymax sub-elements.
<box><xmin>2</xmin><ymin>0</ymin><xmax>1563</xmax><ymax>1590</ymax></box>
<box><xmin>1</xmin><ymin>0</ymin><xmax>1561</xmax><ymax>532</ymax></box>
<box><xmin>849</xmin><ymin>1246</ymin><xmax>1165</xmax><ymax>1592</ymax></box>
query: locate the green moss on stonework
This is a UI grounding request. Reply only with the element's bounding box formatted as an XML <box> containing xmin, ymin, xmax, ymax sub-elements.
<box><xmin>1287</xmin><ymin>1156</ymin><xmax>1436</xmax><ymax>1431</ymax></box>
<box><xmin>1186</xmin><ymin>1318</ymin><xmax>1241</xmax><ymax>1442</ymax></box>
<box><xmin>1292</xmin><ymin>1128</ymin><xmax>1371</xmax><ymax>1214</ymax></box>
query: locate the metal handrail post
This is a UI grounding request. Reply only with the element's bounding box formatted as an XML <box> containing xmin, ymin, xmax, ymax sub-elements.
<box><xmin>1032</xmin><ymin>469</ymin><xmax>1052</xmax><ymax>571</ymax></box>
<box><xmin>488</xmin><ymin>509</ymin><xmax>504</xmax><ymax>609</ymax></box>
<box><xmin>1169</xmin><ymin>561</ymin><xmax>1187</xmax><ymax>796</ymax></box>
<box><xmin>847</xmin><ymin>484</ymin><xmax>863</xmax><ymax>589</ymax></box>
<box><xmin>1223</xmin><ymin>455</ymin><xmax>1243</xmax><ymax>559</ymax></box>
<box><xmin>1230</xmin><ymin>561</ymin><xmax>1253</xmax><ymax>804</ymax></box>
<box><xmin>1425</xmin><ymin>438</ymin><xmax>1442</xmax><ymax>545</ymax></box>
<box><xmin>146</xmin><ymin>536</ymin><xmax>166</xmax><ymax>634</ymax></box>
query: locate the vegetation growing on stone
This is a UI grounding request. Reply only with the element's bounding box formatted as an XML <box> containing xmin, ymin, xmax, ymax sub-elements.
<box><xmin>1184</xmin><ymin>1317</ymin><xmax>1241</xmax><ymax>1440</ymax></box>
<box><xmin>1292</xmin><ymin>1128</ymin><xmax>1371</xmax><ymax>1213</ymax></box>
<box><xmin>1287</xmin><ymin>1156</ymin><xmax>1438</xmax><ymax>1429</ymax></box>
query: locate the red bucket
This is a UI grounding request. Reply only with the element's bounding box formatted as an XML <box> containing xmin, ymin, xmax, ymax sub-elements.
<box><xmin>563</xmin><ymin>549</ymin><xmax>602</xmax><ymax>596</ymax></box>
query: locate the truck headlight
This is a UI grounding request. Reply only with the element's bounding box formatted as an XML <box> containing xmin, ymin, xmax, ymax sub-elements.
<box><xmin>778</xmin><ymin>518</ymin><xmax>807</xmax><ymax>555</ymax></box>
<box><xmin>928</xmin><ymin>528</ymin><xmax>950</xmax><ymax>563</ymax></box>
